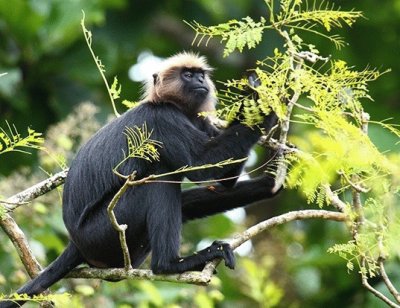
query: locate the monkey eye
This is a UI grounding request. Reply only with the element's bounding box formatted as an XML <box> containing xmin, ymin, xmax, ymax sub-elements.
<box><xmin>183</xmin><ymin>71</ymin><xmax>193</xmax><ymax>79</ymax></box>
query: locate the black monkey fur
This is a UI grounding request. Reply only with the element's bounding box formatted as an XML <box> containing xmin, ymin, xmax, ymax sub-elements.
<box><xmin>0</xmin><ymin>52</ymin><xmax>279</xmax><ymax>307</ymax></box>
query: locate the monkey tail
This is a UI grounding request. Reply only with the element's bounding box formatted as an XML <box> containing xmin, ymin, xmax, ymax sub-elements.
<box><xmin>0</xmin><ymin>242</ymin><xmax>83</xmax><ymax>308</ymax></box>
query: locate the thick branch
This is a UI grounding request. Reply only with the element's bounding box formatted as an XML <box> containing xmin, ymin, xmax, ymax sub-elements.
<box><xmin>0</xmin><ymin>171</ymin><xmax>68</xmax><ymax>277</ymax></box>
<box><xmin>230</xmin><ymin>210</ymin><xmax>345</xmax><ymax>249</ymax></box>
<box><xmin>201</xmin><ymin>209</ymin><xmax>346</xmax><ymax>277</ymax></box>
<box><xmin>0</xmin><ymin>171</ymin><xmax>68</xmax><ymax>278</ymax></box>
<box><xmin>0</xmin><ymin>214</ymin><xmax>42</xmax><ymax>278</ymax></box>
<box><xmin>67</xmin><ymin>267</ymin><xmax>211</xmax><ymax>286</ymax></box>
<box><xmin>68</xmin><ymin>209</ymin><xmax>346</xmax><ymax>284</ymax></box>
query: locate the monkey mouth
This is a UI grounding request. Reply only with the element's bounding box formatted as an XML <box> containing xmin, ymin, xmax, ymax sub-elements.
<box><xmin>193</xmin><ymin>87</ymin><xmax>209</xmax><ymax>94</ymax></box>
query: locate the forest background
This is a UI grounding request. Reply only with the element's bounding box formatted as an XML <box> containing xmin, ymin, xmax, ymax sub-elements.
<box><xmin>1</xmin><ymin>0</ymin><xmax>400</xmax><ymax>307</ymax></box>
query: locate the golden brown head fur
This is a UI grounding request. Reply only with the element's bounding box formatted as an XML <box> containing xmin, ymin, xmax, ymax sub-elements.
<box><xmin>141</xmin><ymin>52</ymin><xmax>217</xmax><ymax>114</ymax></box>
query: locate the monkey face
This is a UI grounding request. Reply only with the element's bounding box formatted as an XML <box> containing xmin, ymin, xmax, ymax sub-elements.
<box><xmin>181</xmin><ymin>68</ymin><xmax>210</xmax><ymax>113</ymax></box>
<box><xmin>181</xmin><ymin>69</ymin><xmax>209</xmax><ymax>95</ymax></box>
<box><xmin>142</xmin><ymin>53</ymin><xmax>217</xmax><ymax>115</ymax></box>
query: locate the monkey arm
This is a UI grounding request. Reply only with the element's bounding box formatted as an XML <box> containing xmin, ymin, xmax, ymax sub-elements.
<box><xmin>181</xmin><ymin>174</ymin><xmax>279</xmax><ymax>222</ymax></box>
<box><xmin>217</xmin><ymin>110</ymin><xmax>279</xmax><ymax>188</ymax></box>
<box><xmin>154</xmin><ymin>104</ymin><xmax>263</xmax><ymax>182</ymax></box>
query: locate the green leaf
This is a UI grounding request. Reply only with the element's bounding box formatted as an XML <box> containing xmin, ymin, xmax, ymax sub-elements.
<box><xmin>0</xmin><ymin>122</ymin><xmax>44</xmax><ymax>155</ymax></box>
<box><xmin>110</xmin><ymin>76</ymin><xmax>122</xmax><ymax>100</ymax></box>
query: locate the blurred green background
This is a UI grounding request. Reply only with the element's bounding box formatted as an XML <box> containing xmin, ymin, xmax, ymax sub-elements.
<box><xmin>0</xmin><ymin>0</ymin><xmax>399</xmax><ymax>307</ymax></box>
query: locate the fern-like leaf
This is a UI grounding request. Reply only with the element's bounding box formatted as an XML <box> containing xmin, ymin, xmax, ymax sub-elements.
<box><xmin>186</xmin><ymin>17</ymin><xmax>267</xmax><ymax>57</ymax></box>
<box><xmin>114</xmin><ymin>123</ymin><xmax>162</xmax><ymax>173</ymax></box>
<box><xmin>0</xmin><ymin>122</ymin><xmax>44</xmax><ymax>155</ymax></box>
<box><xmin>110</xmin><ymin>77</ymin><xmax>122</xmax><ymax>100</ymax></box>
<box><xmin>275</xmin><ymin>0</ymin><xmax>363</xmax><ymax>49</ymax></box>
<box><xmin>124</xmin><ymin>124</ymin><xmax>162</xmax><ymax>162</ymax></box>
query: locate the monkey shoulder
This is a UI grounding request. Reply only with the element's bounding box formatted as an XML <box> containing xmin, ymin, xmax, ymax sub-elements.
<box><xmin>128</xmin><ymin>102</ymin><xmax>211</xmax><ymax>139</ymax></box>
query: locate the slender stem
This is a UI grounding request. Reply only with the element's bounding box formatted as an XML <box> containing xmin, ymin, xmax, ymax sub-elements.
<box><xmin>350</xmin><ymin>110</ymin><xmax>398</xmax><ymax>306</ymax></box>
<box><xmin>80</xmin><ymin>11</ymin><xmax>120</xmax><ymax>117</ymax></box>
<box><xmin>106</xmin><ymin>174</ymin><xmax>136</xmax><ymax>270</ymax></box>
<box><xmin>324</xmin><ymin>185</ymin><xmax>346</xmax><ymax>212</ymax></box>
<box><xmin>271</xmin><ymin>56</ymin><xmax>302</xmax><ymax>193</ymax></box>
<box><xmin>116</xmin><ymin>158</ymin><xmax>247</xmax><ymax>181</ymax></box>
<box><xmin>361</xmin><ymin>259</ymin><xmax>400</xmax><ymax>308</ymax></box>
<box><xmin>338</xmin><ymin>170</ymin><xmax>370</xmax><ymax>193</ymax></box>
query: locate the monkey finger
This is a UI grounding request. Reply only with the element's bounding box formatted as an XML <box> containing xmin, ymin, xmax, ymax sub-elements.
<box><xmin>248</xmin><ymin>72</ymin><xmax>261</xmax><ymax>88</ymax></box>
<box><xmin>222</xmin><ymin>246</ymin><xmax>235</xmax><ymax>269</ymax></box>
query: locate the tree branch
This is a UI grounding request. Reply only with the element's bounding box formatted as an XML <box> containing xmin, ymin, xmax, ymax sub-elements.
<box><xmin>324</xmin><ymin>185</ymin><xmax>346</xmax><ymax>212</ymax></box>
<box><xmin>0</xmin><ymin>171</ymin><xmax>67</xmax><ymax>278</ymax></box>
<box><xmin>379</xmin><ymin>260</ymin><xmax>400</xmax><ymax>304</ymax></box>
<box><xmin>67</xmin><ymin>209</ymin><xmax>346</xmax><ymax>284</ymax></box>
<box><xmin>361</xmin><ymin>259</ymin><xmax>400</xmax><ymax>308</ymax></box>
<box><xmin>106</xmin><ymin>174</ymin><xmax>136</xmax><ymax>271</ymax></box>
<box><xmin>2</xmin><ymin>170</ymin><xmax>68</xmax><ymax>212</ymax></box>
<box><xmin>0</xmin><ymin>214</ymin><xmax>42</xmax><ymax>278</ymax></box>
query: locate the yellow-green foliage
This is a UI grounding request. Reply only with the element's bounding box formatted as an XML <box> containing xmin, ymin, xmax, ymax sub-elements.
<box><xmin>186</xmin><ymin>17</ymin><xmax>266</xmax><ymax>57</ymax></box>
<box><xmin>0</xmin><ymin>293</ymin><xmax>71</xmax><ymax>307</ymax></box>
<box><xmin>275</xmin><ymin>0</ymin><xmax>362</xmax><ymax>48</ymax></box>
<box><xmin>114</xmin><ymin>123</ymin><xmax>163</xmax><ymax>173</ymax></box>
<box><xmin>0</xmin><ymin>122</ymin><xmax>43</xmax><ymax>155</ymax></box>
<box><xmin>239</xmin><ymin>256</ymin><xmax>283</xmax><ymax>308</ymax></box>
<box><xmin>122</xmin><ymin>100</ymin><xmax>141</xmax><ymax>109</ymax></box>
<box><xmin>216</xmin><ymin>52</ymin><xmax>290</xmax><ymax>127</ymax></box>
<box><xmin>188</xmin><ymin>0</ymin><xmax>400</xmax><ymax>278</ymax></box>
<box><xmin>288</xmin><ymin>109</ymin><xmax>391</xmax><ymax>203</ymax></box>
<box><xmin>187</xmin><ymin>0</ymin><xmax>362</xmax><ymax>56</ymax></box>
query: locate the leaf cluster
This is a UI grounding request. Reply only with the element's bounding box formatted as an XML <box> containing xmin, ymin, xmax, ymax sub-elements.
<box><xmin>114</xmin><ymin>123</ymin><xmax>163</xmax><ymax>173</ymax></box>
<box><xmin>186</xmin><ymin>17</ymin><xmax>266</xmax><ymax>58</ymax></box>
<box><xmin>0</xmin><ymin>292</ymin><xmax>71</xmax><ymax>306</ymax></box>
<box><xmin>217</xmin><ymin>51</ymin><xmax>290</xmax><ymax>127</ymax></box>
<box><xmin>187</xmin><ymin>0</ymin><xmax>400</xmax><ymax>284</ymax></box>
<box><xmin>274</xmin><ymin>0</ymin><xmax>362</xmax><ymax>48</ymax></box>
<box><xmin>187</xmin><ymin>0</ymin><xmax>363</xmax><ymax>57</ymax></box>
<box><xmin>0</xmin><ymin>122</ymin><xmax>43</xmax><ymax>155</ymax></box>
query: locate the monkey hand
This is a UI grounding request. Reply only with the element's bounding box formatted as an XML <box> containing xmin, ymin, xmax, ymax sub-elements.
<box><xmin>246</xmin><ymin>72</ymin><xmax>279</xmax><ymax>132</ymax></box>
<box><xmin>247</xmin><ymin>72</ymin><xmax>261</xmax><ymax>89</ymax></box>
<box><xmin>246</xmin><ymin>72</ymin><xmax>262</xmax><ymax>104</ymax></box>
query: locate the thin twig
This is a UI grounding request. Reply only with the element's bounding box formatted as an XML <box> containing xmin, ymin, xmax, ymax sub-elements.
<box><xmin>350</xmin><ymin>111</ymin><xmax>398</xmax><ymax>306</ymax></box>
<box><xmin>271</xmin><ymin>61</ymin><xmax>301</xmax><ymax>194</ymax></box>
<box><xmin>380</xmin><ymin>260</ymin><xmax>400</xmax><ymax>303</ymax></box>
<box><xmin>80</xmin><ymin>11</ymin><xmax>120</xmax><ymax>117</ymax></box>
<box><xmin>361</xmin><ymin>259</ymin><xmax>400</xmax><ymax>308</ymax></box>
<box><xmin>296</xmin><ymin>51</ymin><xmax>330</xmax><ymax>63</ymax></box>
<box><xmin>106</xmin><ymin>173</ymin><xmax>137</xmax><ymax>270</ymax></box>
<box><xmin>324</xmin><ymin>185</ymin><xmax>346</xmax><ymax>212</ymax></box>
<box><xmin>338</xmin><ymin>170</ymin><xmax>370</xmax><ymax>193</ymax></box>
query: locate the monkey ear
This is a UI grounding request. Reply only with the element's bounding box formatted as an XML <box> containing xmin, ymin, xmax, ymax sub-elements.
<box><xmin>153</xmin><ymin>73</ymin><xmax>159</xmax><ymax>85</ymax></box>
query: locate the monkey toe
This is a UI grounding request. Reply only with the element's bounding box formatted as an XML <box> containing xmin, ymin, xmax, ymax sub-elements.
<box><xmin>211</xmin><ymin>240</ymin><xmax>235</xmax><ymax>269</ymax></box>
